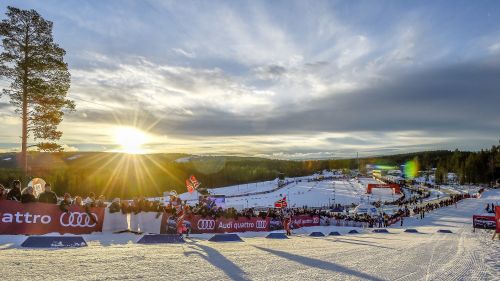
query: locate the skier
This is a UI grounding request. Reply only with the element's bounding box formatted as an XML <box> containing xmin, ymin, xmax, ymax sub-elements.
<box><xmin>282</xmin><ymin>209</ymin><xmax>292</xmax><ymax>236</ymax></box>
<box><xmin>284</xmin><ymin>215</ymin><xmax>291</xmax><ymax>236</ymax></box>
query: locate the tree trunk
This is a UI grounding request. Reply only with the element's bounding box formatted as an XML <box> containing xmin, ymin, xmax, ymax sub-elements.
<box><xmin>21</xmin><ymin>25</ymin><xmax>29</xmax><ymax>178</ymax></box>
<box><xmin>22</xmin><ymin>87</ymin><xmax>28</xmax><ymax>176</ymax></box>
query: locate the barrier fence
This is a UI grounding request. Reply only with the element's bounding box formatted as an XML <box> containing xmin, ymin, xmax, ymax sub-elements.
<box><xmin>0</xmin><ymin>200</ymin><xmax>104</xmax><ymax>235</ymax></box>
<box><xmin>0</xmin><ymin>200</ymin><xmax>320</xmax><ymax>235</ymax></box>
<box><xmin>330</xmin><ymin>219</ymin><xmax>368</xmax><ymax>228</ymax></box>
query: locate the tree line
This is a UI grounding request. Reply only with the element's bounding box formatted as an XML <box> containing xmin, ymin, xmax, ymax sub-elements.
<box><xmin>0</xmin><ymin>145</ymin><xmax>498</xmax><ymax>199</ymax></box>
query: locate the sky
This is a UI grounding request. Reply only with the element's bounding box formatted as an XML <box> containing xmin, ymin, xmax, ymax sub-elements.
<box><xmin>0</xmin><ymin>0</ymin><xmax>499</xmax><ymax>159</ymax></box>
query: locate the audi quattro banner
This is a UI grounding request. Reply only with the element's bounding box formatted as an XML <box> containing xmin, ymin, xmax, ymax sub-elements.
<box><xmin>330</xmin><ymin>219</ymin><xmax>367</xmax><ymax>228</ymax></box>
<box><xmin>290</xmin><ymin>215</ymin><xmax>320</xmax><ymax>229</ymax></box>
<box><xmin>160</xmin><ymin>214</ymin><xmax>320</xmax><ymax>234</ymax></box>
<box><xmin>269</xmin><ymin>215</ymin><xmax>320</xmax><ymax>230</ymax></box>
<box><xmin>160</xmin><ymin>214</ymin><xmax>269</xmax><ymax>234</ymax></box>
<box><xmin>0</xmin><ymin>200</ymin><xmax>104</xmax><ymax>235</ymax></box>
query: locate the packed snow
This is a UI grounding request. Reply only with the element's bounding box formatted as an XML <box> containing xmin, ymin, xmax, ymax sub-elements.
<box><xmin>1</xmin><ymin>188</ymin><xmax>498</xmax><ymax>280</ymax></box>
<box><xmin>177</xmin><ymin>175</ymin><xmax>402</xmax><ymax>210</ymax></box>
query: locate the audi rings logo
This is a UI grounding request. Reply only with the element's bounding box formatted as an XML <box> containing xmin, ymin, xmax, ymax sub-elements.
<box><xmin>197</xmin><ymin>219</ymin><xmax>215</xmax><ymax>230</ymax></box>
<box><xmin>60</xmin><ymin>212</ymin><xmax>98</xmax><ymax>228</ymax></box>
<box><xmin>256</xmin><ymin>220</ymin><xmax>267</xmax><ymax>229</ymax></box>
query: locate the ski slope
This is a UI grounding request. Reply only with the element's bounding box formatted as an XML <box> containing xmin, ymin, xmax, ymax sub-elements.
<box><xmin>178</xmin><ymin>176</ymin><xmax>401</xmax><ymax>209</ymax></box>
<box><xmin>1</xmin><ymin>190</ymin><xmax>497</xmax><ymax>281</ymax></box>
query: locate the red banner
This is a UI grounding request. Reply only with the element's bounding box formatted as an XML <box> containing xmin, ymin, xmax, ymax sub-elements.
<box><xmin>496</xmin><ymin>206</ymin><xmax>500</xmax><ymax>234</ymax></box>
<box><xmin>472</xmin><ymin>214</ymin><xmax>496</xmax><ymax>229</ymax></box>
<box><xmin>160</xmin><ymin>214</ymin><xmax>320</xmax><ymax>234</ymax></box>
<box><xmin>332</xmin><ymin>219</ymin><xmax>367</xmax><ymax>228</ymax></box>
<box><xmin>0</xmin><ymin>200</ymin><xmax>104</xmax><ymax>235</ymax></box>
<box><xmin>290</xmin><ymin>215</ymin><xmax>320</xmax><ymax>228</ymax></box>
<box><xmin>367</xmin><ymin>183</ymin><xmax>401</xmax><ymax>194</ymax></box>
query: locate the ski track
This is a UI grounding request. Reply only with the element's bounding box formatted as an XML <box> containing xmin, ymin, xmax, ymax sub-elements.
<box><xmin>1</xmin><ymin>228</ymin><xmax>497</xmax><ymax>280</ymax></box>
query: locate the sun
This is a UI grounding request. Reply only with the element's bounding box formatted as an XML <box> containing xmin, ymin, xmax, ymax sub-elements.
<box><xmin>113</xmin><ymin>127</ymin><xmax>148</xmax><ymax>154</ymax></box>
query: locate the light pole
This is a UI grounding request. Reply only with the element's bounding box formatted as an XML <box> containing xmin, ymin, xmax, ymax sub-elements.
<box><xmin>333</xmin><ymin>183</ymin><xmax>336</xmax><ymax>204</ymax></box>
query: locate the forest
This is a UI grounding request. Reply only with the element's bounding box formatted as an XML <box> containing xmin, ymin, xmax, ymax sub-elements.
<box><xmin>0</xmin><ymin>144</ymin><xmax>498</xmax><ymax>199</ymax></box>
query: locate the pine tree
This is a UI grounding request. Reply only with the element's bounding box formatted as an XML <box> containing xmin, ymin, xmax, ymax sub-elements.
<box><xmin>0</xmin><ymin>6</ymin><xmax>74</xmax><ymax>175</ymax></box>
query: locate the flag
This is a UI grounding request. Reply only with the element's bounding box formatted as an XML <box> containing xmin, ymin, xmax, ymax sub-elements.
<box><xmin>189</xmin><ymin>175</ymin><xmax>200</xmax><ymax>189</ymax></box>
<box><xmin>186</xmin><ymin>179</ymin><xmax>194</xmax><ymax>193</ymax></box>
<box><xmin>274</xmin><ymin>196</ymin><xmax>287</xmax><ymax>208</ymax></box>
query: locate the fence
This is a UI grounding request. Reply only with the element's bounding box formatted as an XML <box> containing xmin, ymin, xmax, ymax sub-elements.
<box><xmin>0</xmin><ymin>200</ymin><xmax>320</xmax><ymax>235</ymax></box>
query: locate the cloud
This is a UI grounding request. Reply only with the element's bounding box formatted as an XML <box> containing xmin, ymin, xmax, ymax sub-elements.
<box><xmin>489</xmin><ymin>43</ymin><xmax>500</xmax><ymax>53</ymax></box>
<box><xmin>2</xmin><ymin>0</ymin><xmax>500</xmax><ymax>158</ymax></box>
<box><xmin>60</xmin><ymin>51</ymin><xmax>500</xmax><ymax>158</ymax></box>
<box><xmin>172</xmin><ymin>48</ymin><xmax>196</xmax><ymax>59</ymax></box>
<box><xmin>69</xmin><ymin>55</ymin><xmax>276</xmax><ymax>117</ymax></box>
<box><xmin>253</xmin><ymin>64</ymin><xmax>287</xmax><ymax>81</ymax></box>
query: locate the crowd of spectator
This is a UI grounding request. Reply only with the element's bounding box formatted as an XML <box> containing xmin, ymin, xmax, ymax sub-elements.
<box><xmin>0</xmin><ymin>180</ymin><xmax>107</xmax><ymax>213</ymax></box>
<box><xmin>0</xmin><ymin>179</ymin><xmax>480</xmax><ymax>229</ymax></box>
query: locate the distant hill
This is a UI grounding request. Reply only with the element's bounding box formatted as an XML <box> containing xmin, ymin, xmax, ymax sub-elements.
<box><xmin>0</xmin><ymin>147</ymin><xmax>497</xmax><ymax>199</ymax></box>
<box><xmin>0</xmin><ymin>152</ymin><xmax>327</xmax><ymax>199</ymax></box>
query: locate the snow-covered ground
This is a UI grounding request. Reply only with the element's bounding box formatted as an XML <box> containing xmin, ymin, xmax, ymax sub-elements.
<box><xmin>441</xmin><ymin>184</ymin><xmax>485</xmax><ymax>195</ymax></box>
<box><xmin>1</xmin><ymin>190</ymin><xmax>498</xmax><ymax>280</ymax></box>
<box><xmin>177</xmin><ymin>176</ymin><xmax>401</xmax><ymax>210</ymax></box>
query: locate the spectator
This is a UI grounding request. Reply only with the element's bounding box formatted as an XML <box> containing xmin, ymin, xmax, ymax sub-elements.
<box><xmin>21</xmin><ymin>187</ymin><xmax>37</xmax><ymax>203</ymax></box>
<box><xmin>85</xmin><ymin>192</ymin><xmax>96</xmax><ymax>207</ymax></box>
<box><xmin>7</xmin><ymin>180</ymin><xmax>22</xmax><ymax>201</ymax></box>
<box><xmin>59</xmin><ymin>193</ymin><xmax>72</xmax><ymax>212</ymax></box>
<box><xmin>131</xmin><ymin>197</ymin><xmax>142</xmax><ymax>214</ymax></box>
<box><xmin>38</xmin><ymin>183</ymin><xmax>58</xmax><ymax>204</ymax></box>
<box><xmin>120</xmin><ymin>200</ymin><xmax>131</xmax><ymax>214</ymax></box>
<box><xmin>0</xmin><ymin>184</ymin><xmax>6</xmax><ymax>200</ymax></box>
<box><xmin>72</xmin><ymin>196</ymin><xmax>84</xmax><ymax>207</ymax></box>
<box><xmin>96</xmin><ymin>195</ymin><xmax>107</xmax><ymax>208</ymax></box>
<box><xmin>109</xmin><ymin>198</ymin><xmax>121</xmax><ymax>213</ymax></box>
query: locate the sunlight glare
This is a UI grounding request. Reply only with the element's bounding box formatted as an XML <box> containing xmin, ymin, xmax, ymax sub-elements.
<box><xmin>114</xmin><ymin>127</ymin><xmax>148</xmax><ymax>154</ymax></box>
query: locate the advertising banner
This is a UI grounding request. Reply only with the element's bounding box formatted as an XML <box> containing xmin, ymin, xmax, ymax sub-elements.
<box><xmin>367</xmin><ymin>183</ymin><xmax>401</xmax><ymax>194</ymax></box>
<box><xmin>0</xmin><ymin>200</ymin><xmax>104</xmax><ymax>235</ymax></box>
<box><xmin>331</xmin><ymin>219</ymin><xmax>366</xmax><ymax>228</ymax></box>
<box><xmin>160</xmin><ymin>214</ymin><xmax>320</xmax><ymax>234</ymax></box>
<box><xmin>472</xmin><ymin>214</ymin><xmax>496</xmax><ymax>230</ymax></box>
<box><xmin>290</xmin><ymin>215</ymin><xmax>320</xmax><ymax>229</ymax></box>
<box><xmin>161</xmin><ymin>214</ymin><xmax>268</xmax><ymax>234</ymax></box>
<box><xmin>496</xmin><ymin>206</ymin><xmax>500</xmax><ymax>234</ymax></box>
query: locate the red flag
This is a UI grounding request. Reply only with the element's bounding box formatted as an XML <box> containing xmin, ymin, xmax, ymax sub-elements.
<box><xmin>186</xmin><ymin>179</ymin><xmax>194</xmax><ymax>193</ymax></box>
<box><xmin>274</xmin><ymin>197</ymin><xmax>287</xmax><ymax>209</ymax></box>
<box><xmin>189</xmin><ymin>175</ymin><xmax>200</xmax><ymax>189</ymax></box>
